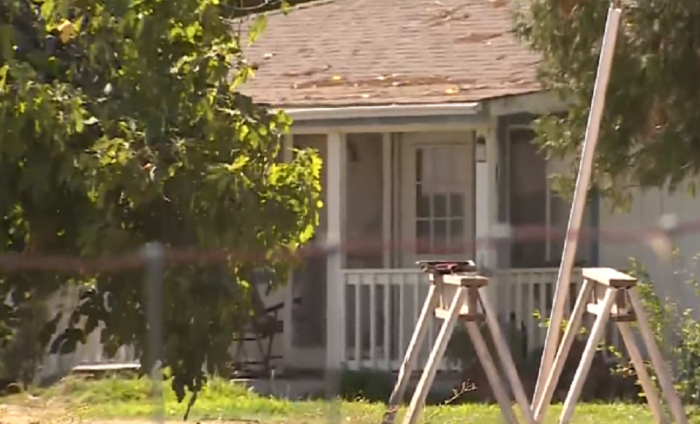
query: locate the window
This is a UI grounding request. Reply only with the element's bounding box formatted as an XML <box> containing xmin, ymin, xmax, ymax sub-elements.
<box><xmin>414</xmin><ymin>145</ymin><xmax>468</xmax><ymax>255</ymax></box>
<box><xmin>508</xmin><ymin>128</ymin><xmax>590</xmax><ymax>268</ymax></box>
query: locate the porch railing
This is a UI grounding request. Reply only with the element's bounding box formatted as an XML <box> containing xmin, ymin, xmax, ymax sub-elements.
<box><xmin>341</xmin><ymin>267</ymin><xmax>620</xmax><ymax>372</ymax></box>
<box><xmin>342</xmin><ymin>269</ymin><xmax>459</xmax><ymax>371</ymax></box>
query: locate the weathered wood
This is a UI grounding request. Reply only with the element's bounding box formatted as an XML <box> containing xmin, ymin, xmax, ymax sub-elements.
<box><xmin>479</xmin><ymin>290</ymin><xmax>535</xmax><ymax>424</ymax></box>
<box><xmin>537</xmin><ymin>270</ymin><xmax>688</xmax><ymax>424</ymax></box>
<box><xmin>382</xmin><ymin>284</ymin><xmax>439</xmax><ymax>424</ymax></box>
<box><xmin>628</xmin><ymin>288</ymin><xmax>688</xmax><ymax>424</ymax></box>
<box><xmin>616</xmin><ymin>322</ymin><xmax>667</xmax><ymax>424</ymax></box>
<box><xmin>442</xmin><ymin>273</ymin><xmax>489</xmax><ymax>287</ymax></box>
<box><xmin>72</xmin><ymin>363</ymin><xmax>140</xmax><ymax>373</ymax></box>
<box><xmin>533</xmin><ymin>279</ymin><xmax>594</xmax><ymax>422</ymax></box>
<box><xmin>581</xmin><ymin>267</ymin><xmax>637</xmax><ymax>288</ymax></box>
<box><xmin>392</xmin><ymin>264</ymin><xmax>534</xmax><ymax>424</ymax></box>
<box><xmin>401</xmin><ymin>288</ymin><xmax>467</xmax><ymax>424</ymax></box>
<box><xmin>434</xmin><ymin>308</ymin><xmax>484</xmax><ymax>322</ymax></box>
<box><xmin>585</xmin><ymin>302</ymin><xmax>635</xmax><ymax>321</ymax></box>
<box><xmin>559</xmin><ymin>288</ymin><xmax>617</xmax><ymax>424</ymax></box>
<box><xmin>465</xmin><ymin>322</ymin><xmax>519</xmax><ymax>424</ymax></box>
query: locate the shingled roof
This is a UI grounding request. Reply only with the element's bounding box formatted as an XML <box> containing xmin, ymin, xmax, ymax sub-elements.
<box><xmin>240</xmin><ymin>0</ymin><xmax>542</xmax><ymax>108</ymax></box>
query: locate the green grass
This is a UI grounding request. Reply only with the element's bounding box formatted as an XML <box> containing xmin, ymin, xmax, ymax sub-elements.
<box><xmin>2</xmin><ymin>375</ymin><xmax>698</xmax><ymax>423</ymax></box>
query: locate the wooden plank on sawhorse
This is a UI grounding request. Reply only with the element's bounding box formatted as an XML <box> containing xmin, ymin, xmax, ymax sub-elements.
<box><xmin>532</xmin><ymin>267</ymin><xmax>688</xmax><ymax>424</ymax></box>
<box><xmin>381</xmin><ymin>260</ymin><xmax>535</xmax><ymax>424</ymax></box>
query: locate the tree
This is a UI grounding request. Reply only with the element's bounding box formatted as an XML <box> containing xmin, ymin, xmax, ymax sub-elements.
<box><xmin>0</xmin><ymin>0</ymin><xmax>321</xmax><ymax>404</ymax></box>
<box><xmin>514</xmin><ymin>0</ymin><xmax>700</xmax><ymax>208</ymax></box>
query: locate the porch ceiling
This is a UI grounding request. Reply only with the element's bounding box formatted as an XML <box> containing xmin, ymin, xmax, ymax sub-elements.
<box><xmin>239</xmin><ymin>0</ymin><xmax>542</xmax><ymax>108</ymax></box>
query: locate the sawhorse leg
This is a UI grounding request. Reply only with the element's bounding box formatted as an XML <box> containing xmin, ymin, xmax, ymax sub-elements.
<box><xmin>479</xmin><ymin>291</ymin><xmax>535</xmax><ymax>424</ymax></box>
<box><xmin>558</xmin><ymin>287</ymin><xmax>616</xmax><ymax>424</ymax></box>
<box><xmin>465</xmin><ymin>321</ymin><xmax>520</xmax><ymax>424</ymax></box>
<box><xmin>401</xmin><ymin>287</ymin><xmax>466</xmax><ymax>424</ymax></box>
<box><xmin>382</xmin><ymin>284</ymin><xmax>438</xmax><ymax>424</ymax></box>
<box><xmin>616</xmin><ymin>322</ymin><xmax>666</xmax><ymax>424</ymax></box>
<box><xmin>533</xmin><ymin>279</ymin><xmax>594</xmax><ymax>422</ymax></box>
<box><xmin>628</xmin><ymin>288</ymin><xmax>688</xmax><ymax>424</ymax></box>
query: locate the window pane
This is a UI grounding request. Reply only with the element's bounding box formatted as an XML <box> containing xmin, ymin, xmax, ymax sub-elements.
<box><xmin>450</xmin><ymin>219</ymin><xmax>463</xmax><ymax>238</ymax></box>
<box><xmin>434</xmin><ymin>220</ymin><xmax>447</xmax><ymax>254</ymax></box>
<box><xmin>449</xmin><ymin>220</ymin><xmax>464</xmax><ymax>253</ymax></box>
<box><xmin>449</xmin><ymin>193</ymin><xmax>463</xmax><ymax>217</ymax></box>
<box><xmin>416</xmin><ymin>220</ymin><xmax>431</xmax><ymax>254</ymax></box>
<box><xmin>433</xmin><ymin>194</ymin><xmax>447</xmax><ymax>218</ymax></box>
<box><xmin>416</xmin><ymin>185</ymin><xmax>429</xmax><ymax>218</ymax></box>
<box><xmin>433</xmin><ymin>147</ymin><xmax>451</xmax><ymax>189</ymax></box>
<box><xmin>415</xmin><ymin>148</ymin><xmax>423</xmax><ymax>183</ymax></box>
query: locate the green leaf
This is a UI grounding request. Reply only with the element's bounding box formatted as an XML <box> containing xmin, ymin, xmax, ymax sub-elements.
<box><xmin>248</xmin><ymin>14</ymin><xmax>268</xmax><ymax>45</ymax></box>
<box><xmin>0</xmin><ymin>25</ymin><xmax>13</xmax><ymax>60</ymax></box>
<box><xmin>0</xmin><ymin>65</ymin><xmax>8</xmax><ymax>91</ymax></box>
<box><xmin>281</xmin><ymin>1</ymin><xmax>291</xmax><ymax>15</ymax></box>
<box><xmin>515</xmin><ymin>0</ymin><xmax>700</xmax><ymax>205</ymax></box>
<box><xmin>0</xmin><ymin>0</ymin><xmax>321</xmax><ymax>414</ymax></box>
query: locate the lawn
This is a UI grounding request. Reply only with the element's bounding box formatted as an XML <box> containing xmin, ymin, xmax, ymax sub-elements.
<box><xmin>0</xmin><ymin>376</ymin><xmax>695</xmax><ymax>424</ymax></box>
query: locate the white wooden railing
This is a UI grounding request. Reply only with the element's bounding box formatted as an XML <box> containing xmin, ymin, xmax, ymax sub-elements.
<box><xmin>341</xmin><ymin>267</ymin><xmax>621</xmax><ymax>372</ymax></box>
<box><xmin>342</xmin><ymin>269</ymin><xmax>459</xmax><ymax>371</ymax></box>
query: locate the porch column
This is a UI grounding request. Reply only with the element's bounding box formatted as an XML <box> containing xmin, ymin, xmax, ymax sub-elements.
<box><xmin>382</xmin><ymin>133</ymin><xmax>392</xmax><ymax>269</ymax></box>
<box><xmin>475</xmin><ymin>126</ymin><xmax>499</xmax><ymax>290</ymax></box>
<box><xmin>326</xmin><ymin>131</ymin><xmax>346</xmax><ymax>370</ymax></box>
<box><xmin>282</xmin><ymin>134</ymin><xmax>294</xmax><ymax>369</ymax></box>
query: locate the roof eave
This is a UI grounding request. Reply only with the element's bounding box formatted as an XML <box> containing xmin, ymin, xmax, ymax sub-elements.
<box><xmin>281</xmin><ymin>102</ymin><xmax>483</xmax><ymax>121</ymax></box>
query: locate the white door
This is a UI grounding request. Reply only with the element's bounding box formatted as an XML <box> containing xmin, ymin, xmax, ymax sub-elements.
<box><xmin>400</xmin><ymin>132</ymin><xmax>476</xmax><ymax>267</ymax></box>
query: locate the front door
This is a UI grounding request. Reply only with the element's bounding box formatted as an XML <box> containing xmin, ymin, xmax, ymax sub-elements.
<box><xmin>400</xmin><ymin>132</ymin><xmax>476</xmax><ymax>267</ymax></box>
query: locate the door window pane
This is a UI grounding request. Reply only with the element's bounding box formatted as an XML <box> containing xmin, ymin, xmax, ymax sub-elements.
<box><xmin>433</xmin><ymin>194</ymin><xmax>447</xmax><ymax>218</ymax></box>
<box><xmin>416</xmin><ymin>220</ymin><xmax>431</xmax><ymax>254</ymax></box>
<box><xmin>449</xmin><ymin>193</ymin><xmax>464</xmax><ymax>217</ymax></box>
<box><xmin>416</xmin><ymin>185</ymin><xmax>430</xmax><ymax>218</ymax></box>
<box><xmin>449</xmin><ymin>220</ymin><xmax>463</xmax><ymax>254</ymax></box>
<box><xmin>415</xmin><ymin>148</ymin><xmax>423</xmax><ymax>183</ymax></box>
<box><xmin>450</xmin><ymin>219</ymin><xmax>463</xmax><ymax>238</ymax></box>
<box><xmin>433</xmin><ymin>220</ymin><xmax>447</xmax><ymax>253</ymax></box>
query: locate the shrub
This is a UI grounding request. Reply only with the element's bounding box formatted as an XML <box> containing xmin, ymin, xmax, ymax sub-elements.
<box><xmin>0</xmin><ymin>300</ymin><xmax>49</xmax><ymax>390</ymax></box>
<box><xmin>619</xmin><ymin>254</ymin><xmax>700</xmax><ymax>405</ymax></box>
<box><xmin>338</xmin><ymin>367</ymin><xmax>395</xmax><ymax>402</ymax></box>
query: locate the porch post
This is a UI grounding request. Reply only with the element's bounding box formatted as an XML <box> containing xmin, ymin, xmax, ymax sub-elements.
<box><xmin>281</xmin><ymin>134</ymin><xmax>294</xmax><ymax>370</ymax></box>
<box><xmin>326</xmin><ymin>131</ymin><xmax>346</xmax><ymax>371</ymax></box>
<box><xmin>382</xmin><ymin>133</ymin><xmax>392</xmax><ymax>269</ymax></box>
<box><xmin>475</xmin><ymin>127</ymin><xmax>498</xmax><ymax>268</ymax></box>
<box><xmin>475</xmin><ymin>126</ymin><xmax>499</xmax><ymax>296</ymax></box>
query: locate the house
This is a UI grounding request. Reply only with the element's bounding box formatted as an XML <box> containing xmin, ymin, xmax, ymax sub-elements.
<box><xmin>34</xmin><ymin>0</ymin><xmax>700</xmax><ymax>379</ymax></box>
<box><xmin>239</xmin><ymin>0</ymin><xmax>700</xmax><ymax>374</ymax></box>
<box><xmin>235</xmin><ymin>0</ymin><xmax>583</xmax><ymax>373</ymax></box>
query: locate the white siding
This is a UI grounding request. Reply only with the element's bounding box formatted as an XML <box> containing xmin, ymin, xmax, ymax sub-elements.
<box><xmin>599</xmin><ymin>186</ymin><xmax>700</xmax><ymax>312</ymax></box>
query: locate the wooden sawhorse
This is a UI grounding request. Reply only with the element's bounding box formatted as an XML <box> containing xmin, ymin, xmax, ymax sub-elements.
<box><xmin>533</xmin><ymin>267</ymin><xmax>688</xmax><ymax>424</ymax></box>
<box><xmin>382</xmin><ymin>261</ymin><xmax>535</xmax><ymax>424</ymax></box>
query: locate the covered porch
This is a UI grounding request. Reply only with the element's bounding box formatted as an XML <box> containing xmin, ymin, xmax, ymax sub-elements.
<box><xmin>279</xmin><ymin>110</ymin><xmax>598</xmax><ymax>372</ymax></box>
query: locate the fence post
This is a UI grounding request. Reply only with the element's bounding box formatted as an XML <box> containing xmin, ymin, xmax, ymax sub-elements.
<box><xmin>141</xmin><ymin>242</ymin><xmax>165</xmax><ymax>424</ymax></box>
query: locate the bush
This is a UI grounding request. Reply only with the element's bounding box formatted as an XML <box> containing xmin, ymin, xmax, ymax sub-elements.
<box><xmin>338</xmin><ymin>368</ymin><xmax>395</xmax><ymax>403</ymax></box>
<box><xmin>621</xmin><ymin>255</ymin><xmax>700</xmax><ymax>405</ymax></box>
<box><xmin>0</xmin><ymin>300</ymin><xmax>49</xmax><ymax>391</ymax></box>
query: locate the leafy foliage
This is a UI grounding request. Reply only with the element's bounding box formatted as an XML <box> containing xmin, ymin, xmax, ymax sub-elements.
<box><xmin>621</xmin><ymin>256</ymin><xmax>700</xmax><ymax>404</ymax></box>
<box><xmin>0</xmin><ymin>0</ymin><xmax>320</xmax><ymax>404</ymax></box>
<box><xmin>514</xmin><ymin>0</ymin><xmax>700</xmax><ymax>207</ymax></box>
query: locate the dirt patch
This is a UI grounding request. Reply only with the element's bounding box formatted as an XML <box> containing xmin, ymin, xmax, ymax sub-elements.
<box><xmin>0</xmin><ymin>404</ymin><xmax>287</xmax><ymax>424</ymax></box>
